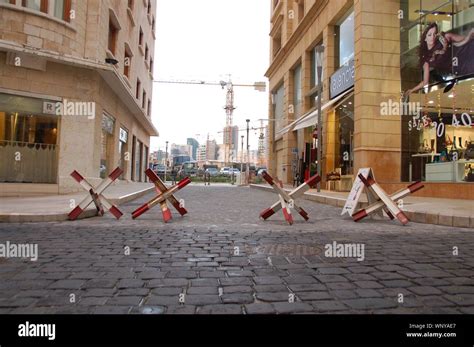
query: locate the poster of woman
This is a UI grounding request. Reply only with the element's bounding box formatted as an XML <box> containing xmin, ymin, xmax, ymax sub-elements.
<box><xmin>405</xmin><ymin>22</ymin><xmax>474</xmax><ymax>96</ymax></box>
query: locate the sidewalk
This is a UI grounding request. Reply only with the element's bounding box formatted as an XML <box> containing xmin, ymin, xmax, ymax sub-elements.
<box><xmin>0</xmin><ymin>182</ymin><xmax>155</xmax><ymax>223</ymax></box>
<box><xmin>250</xmin><ymin>184</ymin><xmax>474</xmax><ymax>229</ymax></box>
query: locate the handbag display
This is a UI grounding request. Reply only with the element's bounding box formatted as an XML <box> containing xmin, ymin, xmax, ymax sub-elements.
<box><xmin>465</xmin><ymin>165</ymin><xmax>474</xmax><ymax>182</ymax></box>
<box><xmin>465</xmin><ymin>142</ymin><xmax>474</xmax><ymax>160</ymax></box>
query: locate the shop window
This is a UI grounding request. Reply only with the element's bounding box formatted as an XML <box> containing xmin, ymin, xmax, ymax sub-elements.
<box><xmin>131</xmin><ymin>135</ymin><xmax>137</xmax><ymax>180</ymax></box>
<box><xmin>0</xmin><ymin>93</ymin><xmax>59</xmax><ymax>184</ymax></box>
<box><xmin>119</xmin><ymin>127</ymin><xmax>128</xmax><ymax>179</ymax></box>
<box><xmin>334</xmin><ymin>95</ymin><xmax>354</xmax><ymax>176</ymax></box>
<box><xmin>100</xmin><ymin>114</ymin><xmax>115</xmax><ymax>179</ymax></box>
<box><xmin>400</xmin><ymin>0</ymin><xmax>474</xmax><ymax>183</ymax></box>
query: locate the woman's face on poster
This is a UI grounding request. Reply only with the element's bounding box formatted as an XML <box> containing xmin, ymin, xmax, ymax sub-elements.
<box><xmin>425</xmin><ymin>26</ymin><xmax>438</xmax><ymax>47</ymax></box>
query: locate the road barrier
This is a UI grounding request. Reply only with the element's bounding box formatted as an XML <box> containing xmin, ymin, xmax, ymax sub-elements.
<box><xmin>259</xmin><ymin>171</ymin><xmax>321</xmax><ymax>225</ymax></box>
<box><xmin>131</xmin><ymin>169</ymin><xmax>191</xmax><ymax>222</ymax></box>
<box><xmin>68</xmin><ymin>167</ymin><xmax>123</xmax><ymax>220</ymax></box>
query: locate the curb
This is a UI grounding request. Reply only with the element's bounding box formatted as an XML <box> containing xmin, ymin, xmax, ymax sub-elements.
<box><xmin>0</xmin><ymin>186</ymin><xmax>154</xmax><ymax>223</ymax></box>
<box><xmin>250</xmin><ymin>184</ymin><xmax>474</xmax><ymax>229</ymax></box>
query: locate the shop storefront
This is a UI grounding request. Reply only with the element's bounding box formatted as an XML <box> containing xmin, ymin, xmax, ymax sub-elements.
<box><xmin>401</xmin><ymin>0</ymin><xmax>474</xmax><ymax>184</ymax></box>
<box><xmin>267</xmin><ymin>0</ymin><xmax>474</xmax><ymax>198</ymax></box>
<box><xmin>0</xmin><ymin>92</ymin><xmax>59</xmax><ymax>184</ymax></box>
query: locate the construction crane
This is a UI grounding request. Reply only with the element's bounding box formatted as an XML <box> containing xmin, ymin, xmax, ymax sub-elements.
<box><xmin>217</xmin><ymin>120</ymin><xmax>268</xmax><ymax>167</ymax></box>
<box><xmin>154</xmin><ymin>77</ymin><xmax>266</xmax><ymax>165</ymax></box>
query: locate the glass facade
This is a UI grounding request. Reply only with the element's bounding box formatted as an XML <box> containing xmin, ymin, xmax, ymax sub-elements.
<box><xmin>401</xmin><ymin>0</ymin><xmax>474</xmax><ymax>183</ymax></box>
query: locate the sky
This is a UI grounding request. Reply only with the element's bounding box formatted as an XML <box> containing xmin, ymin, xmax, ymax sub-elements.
<box><xmin>151</xmin><ymin>0</ymin><xmax>271</xmax><ymax>152</ymax></box>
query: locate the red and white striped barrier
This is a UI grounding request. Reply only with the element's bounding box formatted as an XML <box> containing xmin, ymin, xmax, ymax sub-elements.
<box><xmin>131</xmin><ymin>169</ymin><xmax>191</xmax><ymax>222</ymax></box>
<box><xmin>352</xmin><ymin>175</ymin><xmax>424</xmax><ymax>225</ymax></box>
<box><xmin>259</xmin><ymin>171</ymin><xmax>321</xmax><ymax>225</ymax></box>
<box><xmin>68</xmin><ymin>167</ymin><xmax>123</xmax><ymax>220</ymax></box>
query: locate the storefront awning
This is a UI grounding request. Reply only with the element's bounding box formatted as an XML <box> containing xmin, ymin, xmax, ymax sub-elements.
<box><xmin>294</xmin><ymin>88</ymin><xmax>353</xmax><ymax>131</ymax></box>
<box><xmin>278</xmin><ymin>88</ymin><xmax>354</xmax><ymax>135</ymax></box>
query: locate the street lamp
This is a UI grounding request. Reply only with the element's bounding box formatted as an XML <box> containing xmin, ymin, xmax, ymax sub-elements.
<box><xmin>165</xmin><ymin>141</ymin><xmax>169</xmax><ymax>183</ymax></box>
<box><xmin>315</xmin><ymin>45</ymin><xmax>324</xmax><ymax>192</ymax></box>
<box><xmin>246</xmin><ymin>119</ymin><xmax>250</xmax><ymax>185</ymax></box>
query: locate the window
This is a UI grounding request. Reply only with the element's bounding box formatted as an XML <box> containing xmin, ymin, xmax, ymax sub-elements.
<box><xmin>127</xmin><ymin>0</ymin><xmax>133</xmax><ymax>11</ymax></box>
<box><xmin>309</xmin><ymin>45</ymin><xmax>324</xmax><ymax>108</ymax></box>
<box><xmin>108</xmin><ymin>17</ymin><xmax>119</xmax><ymax>55</ymax></box>
<box><xmin>293</xmin><ymin>64</ymin><xmax>302</xmax><ymax>117</ymax></box>
<box><xmin>152</xmin><ymin>17</ymin><xmax>156</xmax><ymax>34</ymax></box>
<box><xmin>272</xmin><ymin>83</ymin><xmax>285</xmax><ymax>134</ymax></box>
<box><xmin>149</xmin><ymin>57</ymin><xmax>154</xmax><ymax>73</ymax></box>
<box><xmin>145</xmin><ymin>44</ymin><xmax>149</xmax><ymax>62</ymax></box>
<box><xmin>53</xmin><ymin>0</ymin><xmax>71</xmax><ymax>21</ymax></box>
<box><xmin>272</xmin><ymin>25</ymin><xmax>282</xmax><ymax>57</ymax></box>
<box><xmin>142</xmin><ymin>90</ymin><xmax>146</xmax><ymax>109</ymax></box>
<box><xmin>297</xmin><ymin>0</ymin><xmax>304</xmax><ymax>22</ymax></box>
<box><xmin>136</xmin><ymin>79</ymin><xmax>141</xmax><ymax>99</ymax></box>
<box><xmin>139</xmin><ymin>27</ymin><xmax>144</xmax><ymax>47</ymax></box>
<box><xmin>124</xmin><ymin>44</ymin><xmax>132</xmax><ymax>78</ymax></box>
<box><xmin>1</xmin><ymin>0</ymin><xmax>16</xmax><ymax>4</ymax></box>
<box><xmin>147</xmin><ymin>99</ymin><xmax>151</xmax><ymax>117</ymax></box>
<box><xmin>147</xmin><ymin>0</ymin><xmax>151</xmax><ymax>15</ymax></box>
<box><xmin>338</xmin><ymin>11</ymin><xmax>354</xmax><ymax>67</ymax></box>
<box><xmin>22</xmin><ymin>0</ymin><xmax>48</xmax><ymax>13</ymax></box>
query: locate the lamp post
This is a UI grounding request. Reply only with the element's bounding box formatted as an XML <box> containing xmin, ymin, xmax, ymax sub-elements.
<box><xmin>241</xmin><ymin>135</ymin><xmax>244</xmax><ymax>184</ymax></box>
<box><xmin>315</xmin><ymin>45</ymin><xmax>324</xmax><ymax>192</ymax></box>
<box><xmin>246</xmin><ymin>119</ymin><xmax>250</xmax><ymax>185</ymax></box>
<box><xmin>165</xmin><ymin>141</ymin><xmax>169</xmax><ymax>183</ymax></box>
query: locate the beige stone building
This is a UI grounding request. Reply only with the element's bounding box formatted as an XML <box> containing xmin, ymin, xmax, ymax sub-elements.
<box><xmin>0</xmin><ymin>0</ymin><xmax>158</xmax><ymax>195</ymax></box>
<box><xmin>266</xmin><ymin>0</ymin><xmax>474</xmax><ymax>199</ymax></box>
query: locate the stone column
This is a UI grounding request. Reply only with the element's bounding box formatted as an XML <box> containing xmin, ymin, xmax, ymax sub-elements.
<box><xmin>353</xmin><ymin>0</ymin><xmax>402</xmax><ymax>183</ymax></box>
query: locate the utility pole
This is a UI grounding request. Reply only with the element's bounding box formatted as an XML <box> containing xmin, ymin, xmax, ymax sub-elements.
<box><xmin>165</xmin><ymin>141</ymin><xmax>169</xmax><ymax>183</ymax></box>
<box><xmin>315</xmin><ymin>46</ymin><xmax>324</xmax><ymax>192</ymax></box>
<box><xmin>246</xmin><ymin>119</ymin><xmax>250</xmax><ymax>185</ymax></box>
<box><xmin>241</xmin><ymin>135</ymin><xmax>244</xmax><ymax>184</ymax></box>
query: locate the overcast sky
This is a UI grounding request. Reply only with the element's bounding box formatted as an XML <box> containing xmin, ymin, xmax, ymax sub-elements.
<box><xmin>151</xmin><ymin>0</ymin><xmax>270</xmax><ymax>152</ymax></box>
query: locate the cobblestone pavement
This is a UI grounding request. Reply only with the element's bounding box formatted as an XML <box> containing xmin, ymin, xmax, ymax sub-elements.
<box><xmin>0</xmin><ymin>185</ymin><xmax>473</xmax><ymax>314</ymax></box>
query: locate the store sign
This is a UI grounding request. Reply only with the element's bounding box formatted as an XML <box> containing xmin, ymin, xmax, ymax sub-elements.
<box><xmin>330</xmin><ymin>58</ymin><xmax>355</xmax><ymax>99</ymax></box>
<box><xmin>43</xmin><ymin>101</ymin><xmax>57</xmax><ymax>115</ymax></box>
<box><xmin>119</xmin><ymin>128</ymin><xmax>128</xmax><ymax>143</ymax></box>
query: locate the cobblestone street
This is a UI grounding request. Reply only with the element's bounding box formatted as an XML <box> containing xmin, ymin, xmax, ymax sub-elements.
<box><xmin>0</xmin><ymin>185</ymin><xmax>473</xmax><ymax>314</ymax></box>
